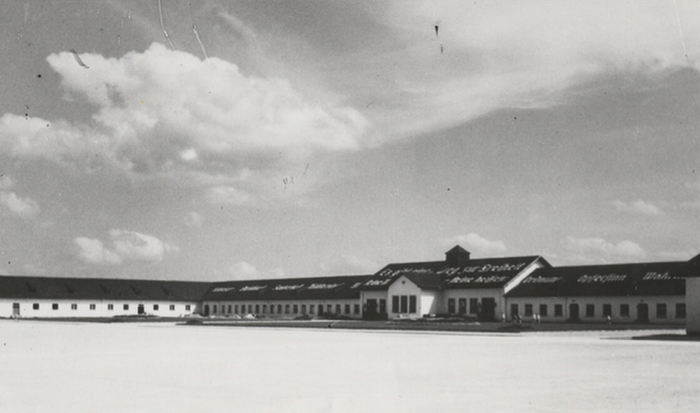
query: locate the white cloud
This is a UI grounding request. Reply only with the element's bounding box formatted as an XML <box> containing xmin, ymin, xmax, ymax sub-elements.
<box><xmin>612</xmin><ymin>200</ymin><xmax>663</xmax><ymax>215</ymax></box>
<box><xmin>0</xmin><ymin>191</ymin><xmax>40</xmax><ymax>219</ymax></box>
<box><xmin>562</xmin><ymin>236</ymin><xmax>647</xmax><ymax>262</ymax></box>
<box><xmin>0</xmin><ymin>43</ymin><xmax>368</xmax><ymax>205</ymax></box>
<box><xmin>372</xmin><ymin>1</ymin><xmax>700</xmax><ymax>138</ymax></box>
<box><xmin>73</xmin><ymin>229</ymin><xmax>176</xmax><ymax>265</ymax></box>
<box><xmin>184</xmin><ymin>211</ymin><xmax>204</xmax><ymax>228</ymax></box>
<box><xmin>0</xmin><ymin>175</ymin><xmax>14</xmax><ymax>190</ymax></box>
<box><xmin>207</xmin><ymin>186</ymin><xmax>252</xmax><ymax>206</ymax></box>
<box><xmin>227</xmin><ymin>262</ymin><xmax>259</xmax><ymax>279</ymax></box>
<box><xmin>446</xmin><ymin>233</ymin><xmax>507</xmax><ymax>256</ymax></box>
<box><xmin>74</xmin><ymin>237</ymin><xmax>122</xmax><ymax>266</ymax></box>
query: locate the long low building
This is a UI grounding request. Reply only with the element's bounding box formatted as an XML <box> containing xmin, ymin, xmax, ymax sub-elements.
<box><xmin>505</xmin><ymin>262</ymin><xmax>686</xmax><ymax>324</ymax></box>
<box><xmin>0</xmin><ymin>276</ymin><xmax>211</xmax><ymax>318</ymax></box>
<box><xmin>201</xmin><ymin>274</ymin><xmax>371</xmax><ymax>319</ymax></box>
<box><xmin>0</xmin><ymin>245</ymin><xmax>696</xmax><ymax>330</ymax></box>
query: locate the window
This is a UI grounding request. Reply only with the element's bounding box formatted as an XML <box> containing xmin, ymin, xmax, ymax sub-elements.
<box><xmin>447</xmin><ymin>298</ymin><xmax>456</xmax><ymax>314</ymax></box>
<box><xmin>293</xmin><ymin>304</ymin><xmax>299</xmax><ymax>314</ymax></box>
<box><xmin>71</xmin><ymin>304</ymin><xmax>77</xmax><ymax>310</ymax></box>
<box><xmin>255</xmin><ymin>304</ymin><xmax>260</xmax><ymax>314</ymax></box>
<box><xmin>277</xmin><ymin>305</ymin><xmax>282</xmax><ymax>314</ymax></box>
<box><xmin>469</xmin><ymin>298</ymin><xmax>479</xmax><ymax>315</ymax></box>
<box><xmin>656</xmin><ymin>303</ymin><xmax>667</xmax><ymax>318</ymax></box>
<box><xmin>524</xmin><ymin>304</ymin><xmax>533</xmax><ymax>316</ymax></box>
<box><xmin>52</xmin><ymin>303</ymin><xmax>59</xmax><ymax>310</ymax></box>
<box><xmin>269</xmin><ymin>305</ymin><xmax>274</xmax><ymax>314</ymax></box>
<box><xmin>185</xmin><ymin>305</ymin><xmax>191</xmax><ymax>311</ymax></box>
<box><xmin>392</xmin><ymin>296</ymin><xmax>400</xmax><ymax>313</ymax></box>
<box><xmin>228</xmin><ymin>305</ymin><xmax>232</xmax><ymax>313</ymax></box>
<box><xmin>33</xmin><ymin>303</ymin><xmax>40</xmax><ymax>310</ymax></box>
<box><xmin>169</xmin><ymin>304</ymin><xmax>174</xmax><ymax>311</ymax></box>
<box><xmin>510</xmin><ymin>304</ymin><xmax>518</xmax><ymax>317</ymax></box>
<box><xmin>301</xmin><ymin>305</ymin><xmax>306</xmax><ymax>314</ymax></box>
<box><xmin>310</xmin><ymin>305</ymin><xmax>315</xmax><ymax>314</ymax></box>
<box><xmin>327</xmin><ymin>304</ymin><xmax>332</xmax><ymax>313</ymax></box>
<box><xmin>108</xmin><ymin>304</ymin><xmax>114</xmax><ymax>310</ymax></box>
<box><xmin>603</xmin><ymin>304</ymin><xmax>612</xmax><ymax>317</ymax></box>
<box><xmin>554</xmin><ymin>304</ymin><xmax>563</xmax><ymax>317</ymax></box>
<box><xmin>459</xmin><ymin>298</ymin><xmax>467</xmax><ymax>314</ymax></box>
<box><xmin>400</xmin><ymin>296</ymin><xmax>408</xmax><ymax>313</ymax></box>
<box><xmin>235</xmin><ymin>305</ymin><xmax>239</xmax><ymax>313</ymax></box>
<box><xmin>241</xmin><ymin>304</ymin><xmax>246</xmax><ymax>313</ymax></box>
<box><xmin>620</xmin><ymin>304</ymin><xmax>630</xmax><ymax>318</ymax></box>
<box><xmin>263</xmin><ymin>305</ymin><xmax>267</xmax><ymax>314</ymax></box>
<box><xmin>539</xmin><ymin>304</ymin><xmax>548</xmax><ymax>317</ymax></box>
<box><xmin>285</xmin><ymin>304</ymin><xmax>290</xmax><ymax>314</ymax></box>
<box><xmin>90</xmin><ymin>304</ymin><xmax>96</xmax><ymax>310</ymax></box>
<box><xmin>585</xmin><ymin>304</ymin><xmax>595</xmax><ymax>317</ymax></box>
<box><xmin>379</xmin><ymin>299</ymin><xmax>386</xmax><ymax>313</ymax></box>
<box><xmin>345</xmin><ymin>304</ymin><xmax>350</xmax><ymax>314</ymax></box>
<box><xmin>354</xmin><ymin>304</ymin><xmax>360</xmax><ymax>315</ymax></box>
<box><xmin>409</xmin><ymin>296</ymin><xmax>417</xmax><ymax>313</ymax></box>
<box><xmin>154</xmin><ymin>304</ymin><xmax>159</xmax><ymax>311</ymax></box>
<box><xmin>213</xmin><ymin>305</ymin><xmax>217</xmax><ymax>314</ymax></box>
<box><xmin>124</xmin><ymin>304</ymin><xmax>129</xmax><ymax>310</ymax></box>
<box><xmin>676</xmin><ymin>303</ymin><xmax>686</xmax><ymax>319</ymax></box>
<box><xmin>336</xmin><ymin>304</ymin><xmax>341</xmax><ymax>314</ymax></box>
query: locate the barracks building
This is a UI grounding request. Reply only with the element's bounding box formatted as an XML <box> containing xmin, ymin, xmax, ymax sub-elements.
<box><xmin>0</xmin><ymin>245</ymin><xmax>697</xmax><ymax>330</ymax></box>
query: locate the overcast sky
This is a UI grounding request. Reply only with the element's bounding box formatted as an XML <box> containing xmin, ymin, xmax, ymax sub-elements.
<box><xmin>1</xmin><ymin>1</ymin><xmax>699</xmax><ymax>281</ymax></box>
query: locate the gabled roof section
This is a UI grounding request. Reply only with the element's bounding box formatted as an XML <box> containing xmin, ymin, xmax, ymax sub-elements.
<box><xmin>676</xmin><ymin>252</ymin><xmax>700</xmax><ymax>278</ymax></box>
<box><xmin>360</xmin><ymin>255</ymin><xmax>544</xmax><ymax>291</ymax></box>
<box><xmin>505</xmin><ymin>261</ymin><xmax>686</xmax><ymax>297</ymax></box>
<box><xmin>203</xmin><ymin>275</ymin><xmax>372</xmax><ymax>301</ymax></box>
<box><xmin>0</xmin><ymin>276</ymin><xmax>212</xmax><ymax>301</ymax></box>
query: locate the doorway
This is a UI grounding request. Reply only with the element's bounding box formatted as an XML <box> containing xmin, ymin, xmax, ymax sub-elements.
<box><xmin>138</xmin><ymin>304</ymin><xmax>145</xmax><ymax>315</ymax></box>
<box><xmin>480</xmin><ymin>298</ymin><xmax>496</xmax><ymax>321</ymax></box>
<box><xmin>637</xmin><ymin>303</ymin><xmax>649</xmax><ymax>323</ymax></box>
<box><xmin>569</xmin><ymin>304</ymin><xmax>580</xmax><ymax>322</ymax></box>
<box><xmin>12</xmin><ymin>303</ymin><xmax>20</xmax><ymax>317</ymax></box>
<box><xmin>203</xmin><ymin>305</ymin><xmax>210</xmax><ymax>317</ymax></box>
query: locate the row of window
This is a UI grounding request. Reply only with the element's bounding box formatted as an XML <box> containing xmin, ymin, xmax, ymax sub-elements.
<box><xmin>210</xmin><ymin>303</ymin><xmax>361</xmax><ymax>316</ymax></box>
<box><xmin>29</xmin><ymin>303</ymin><xmax>192</xmax><ymax>311</ymax></box>
<box><xmin>447</xmin><ymin>297</ymin><xmax>495</xmax><ymax>315</ymax></box>
<box><xmin>391</xmin><ymin>295</ymin><xmax>417</xmax><ymax>314</ymax></box>
<box><xmin>510</xmin><ymin>303</ymin><xmax>686</xmax><ymax>319</ymax></box>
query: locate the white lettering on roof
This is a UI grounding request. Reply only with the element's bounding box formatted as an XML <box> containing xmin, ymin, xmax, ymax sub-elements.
<box><xmin>377</xmin><ymin>268</ymin><xmax>433</xmax><ymax>277</ymax></box>
<box><xmin>447</xmin><ymin>275</ymin><xmax>510</xmax><ymax>284</ymax></box>
<box><xmin>364</xmin><ymin>279</ymin><xmax>392</xmax><ymax>287</ymax></box>
<box><xmin>274</xmin><ymin>284</ymin><xmax>305</xmax><ymax>291</ymax></box>
<box><xmin>522</xmin><ymin>276</ymin><xmax>561</xmax><ymax>284</ymax></box>
<box><xmin>642</xmin><ymin>272</ymin><xmax>678</xmax><ymax>281</ymax></box>
<box><xmin>307</xmin><ymin>283</ymin><xmax>342</xmax><ymax>290</ymax></box>
<box><xmin>577</xmin><ymin>274</ymin><xmax>626</xmax><ymax>283</ymax></box>
<box><xmin>240</xmin><ymin>285</ymin><xmax>266</xmax><ymax>292</ymax></box>
<box><xmin>211</xmin><ymin>287</ymin><xmax>236</xmax><ymax>293</ymax></box>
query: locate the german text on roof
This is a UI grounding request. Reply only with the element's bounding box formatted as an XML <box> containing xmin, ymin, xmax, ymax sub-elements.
<box><xmin>505</xmin><ymin>261</ymin><xmax>685</xmax><ymax>297</ymax></box>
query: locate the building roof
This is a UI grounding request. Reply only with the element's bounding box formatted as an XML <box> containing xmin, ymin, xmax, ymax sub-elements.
<box><xmin>202</xmin><ymin>274</ymin><xmax>371</xmax><ymax>301</ymax></box>
<box><xmin>676</xmin><ymin>252</ymin><xmax>700</xmax><ymax>278</ymax></box>
<box><xmin>360</xmin><ymin>252</ymin><xmax>546</xmax><ymax>291</ymax></box>
<box><xmin>0</xmin><ymin>275</ymin><xmax>212</xmax><ymax>301</ymax></box>
<box><xmin>505</xmin><ymin>261</ymin><xmax>686</xmax><ymax>298</ymax></box>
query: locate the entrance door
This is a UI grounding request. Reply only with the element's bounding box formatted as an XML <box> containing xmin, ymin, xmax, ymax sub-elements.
<box><xmin>317</xmin><ymin>304</ymin><xmax>324</xmax><ymax>315</ymax></box>
<box><xmin>203</xmin><ymin>305</ymin><xmax>210</xmax><ymax>316</ymax></box>
<box><xmin>637</xmin><ymin>303</ymin><xmax>649</xmax><ymax>323</ymax></box>
<box><xmin>569</xmin><ymin>304</ymin><xmax>580</xmax><ymax>322</ymax></box>
<box><xmin>379</xmin><ymin>299</ymin><xmax>386</xmax><ymax>314</ymax></box>
<box><xmin>138</xmin><ymin>304</ymin><xmax>145</xmax><ymax>315</ymax></box>
<box><xmin>481</xmin><ymin>298</ymin><xmax>496</xmax><ymax>321</ymax></box>
<box><xmin>365</xmin><ymin>299</ymin><xmax>378</xmax><ymax>319</ymax></box>
<box><xmin>12</xmin><ymin>303</ymin><xmax>20</xmax><ymax>317</ymax></box>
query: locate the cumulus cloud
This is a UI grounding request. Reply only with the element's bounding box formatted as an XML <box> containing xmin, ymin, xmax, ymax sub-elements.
<box><xmin>612</xmin><ymin>200</ymin><xmax>663</xmax><ymax>215</ymax></box>
<box><xmin>446</xmin><ymin>233</ymin><xmax>507</xmax><ymax>256</ymax></box>
<box><xmin>184</xmin><ymin>211</ymin><xmax>204</xmax><ymax>228</ymax></box>
<box><xmin>74</xmin><ymin>237</ymin><xmax>122</xmax><ymax>266</ymax></box>
<box><xmin>0</xmin><ymin>191</ymin><xmax>40</xmax><ymax>219</ymax></box>
<box><xmin>73</xmin><ymin>229</ymin><xmax>176</xmax><ymax>265</ymax></box>
<box><xmin>562</xmin><ymin>236</ymin><xmax>647</xmax><ymax>262</ymax></box>
<box><xmin>0</xmin><ymin>43</ymin><xmax>368</xmax><ymax>205</ymax></box>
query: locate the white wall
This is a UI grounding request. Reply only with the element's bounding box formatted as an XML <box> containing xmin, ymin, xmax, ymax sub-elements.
<box><xmin>386</xmin><ymin>276</ymin><xmax>440</xmax><ymax>318</ymax></box>
<box><xmin>202</xmin><ymin>299</ymin><xmax>363</xmax><ymax>319</ymax></box>
<box><xmin>686</xmin><ymin>278</ymin><xmax>700</xmax><ymax>334</ymax></box>
<box><xmin>506</xmin><ymin>295</ymin><xmax>685</xmax><ymax>324</ymax></box>
<box><xmin>0</xmin><ymin>299</ymin><xmax>200</xmax><ymax>318</ymax></box>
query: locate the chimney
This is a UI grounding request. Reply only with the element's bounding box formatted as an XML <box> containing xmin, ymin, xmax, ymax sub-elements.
<box><xmin>446</xmin><ymin>245</ymin><xmax>471</xmax><ymax>267</ymax></box>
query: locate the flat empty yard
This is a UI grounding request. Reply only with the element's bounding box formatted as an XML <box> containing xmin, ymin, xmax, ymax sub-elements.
<box><xmin>0</xmin><ymin>321</ymin><xmax>698</xmax><ymax>412</ymax></box>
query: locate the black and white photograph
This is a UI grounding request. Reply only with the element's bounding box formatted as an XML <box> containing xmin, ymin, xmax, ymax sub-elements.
<box><xmin>1</xmin><ymin>1</ymin><xmax>700</xmax><ymax>411</ymax></box>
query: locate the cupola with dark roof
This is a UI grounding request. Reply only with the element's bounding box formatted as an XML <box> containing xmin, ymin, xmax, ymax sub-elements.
<box><xmin>446</xmin><ymin>245</ymin><xmax>471</xmax><ymax>267</ymax></box>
